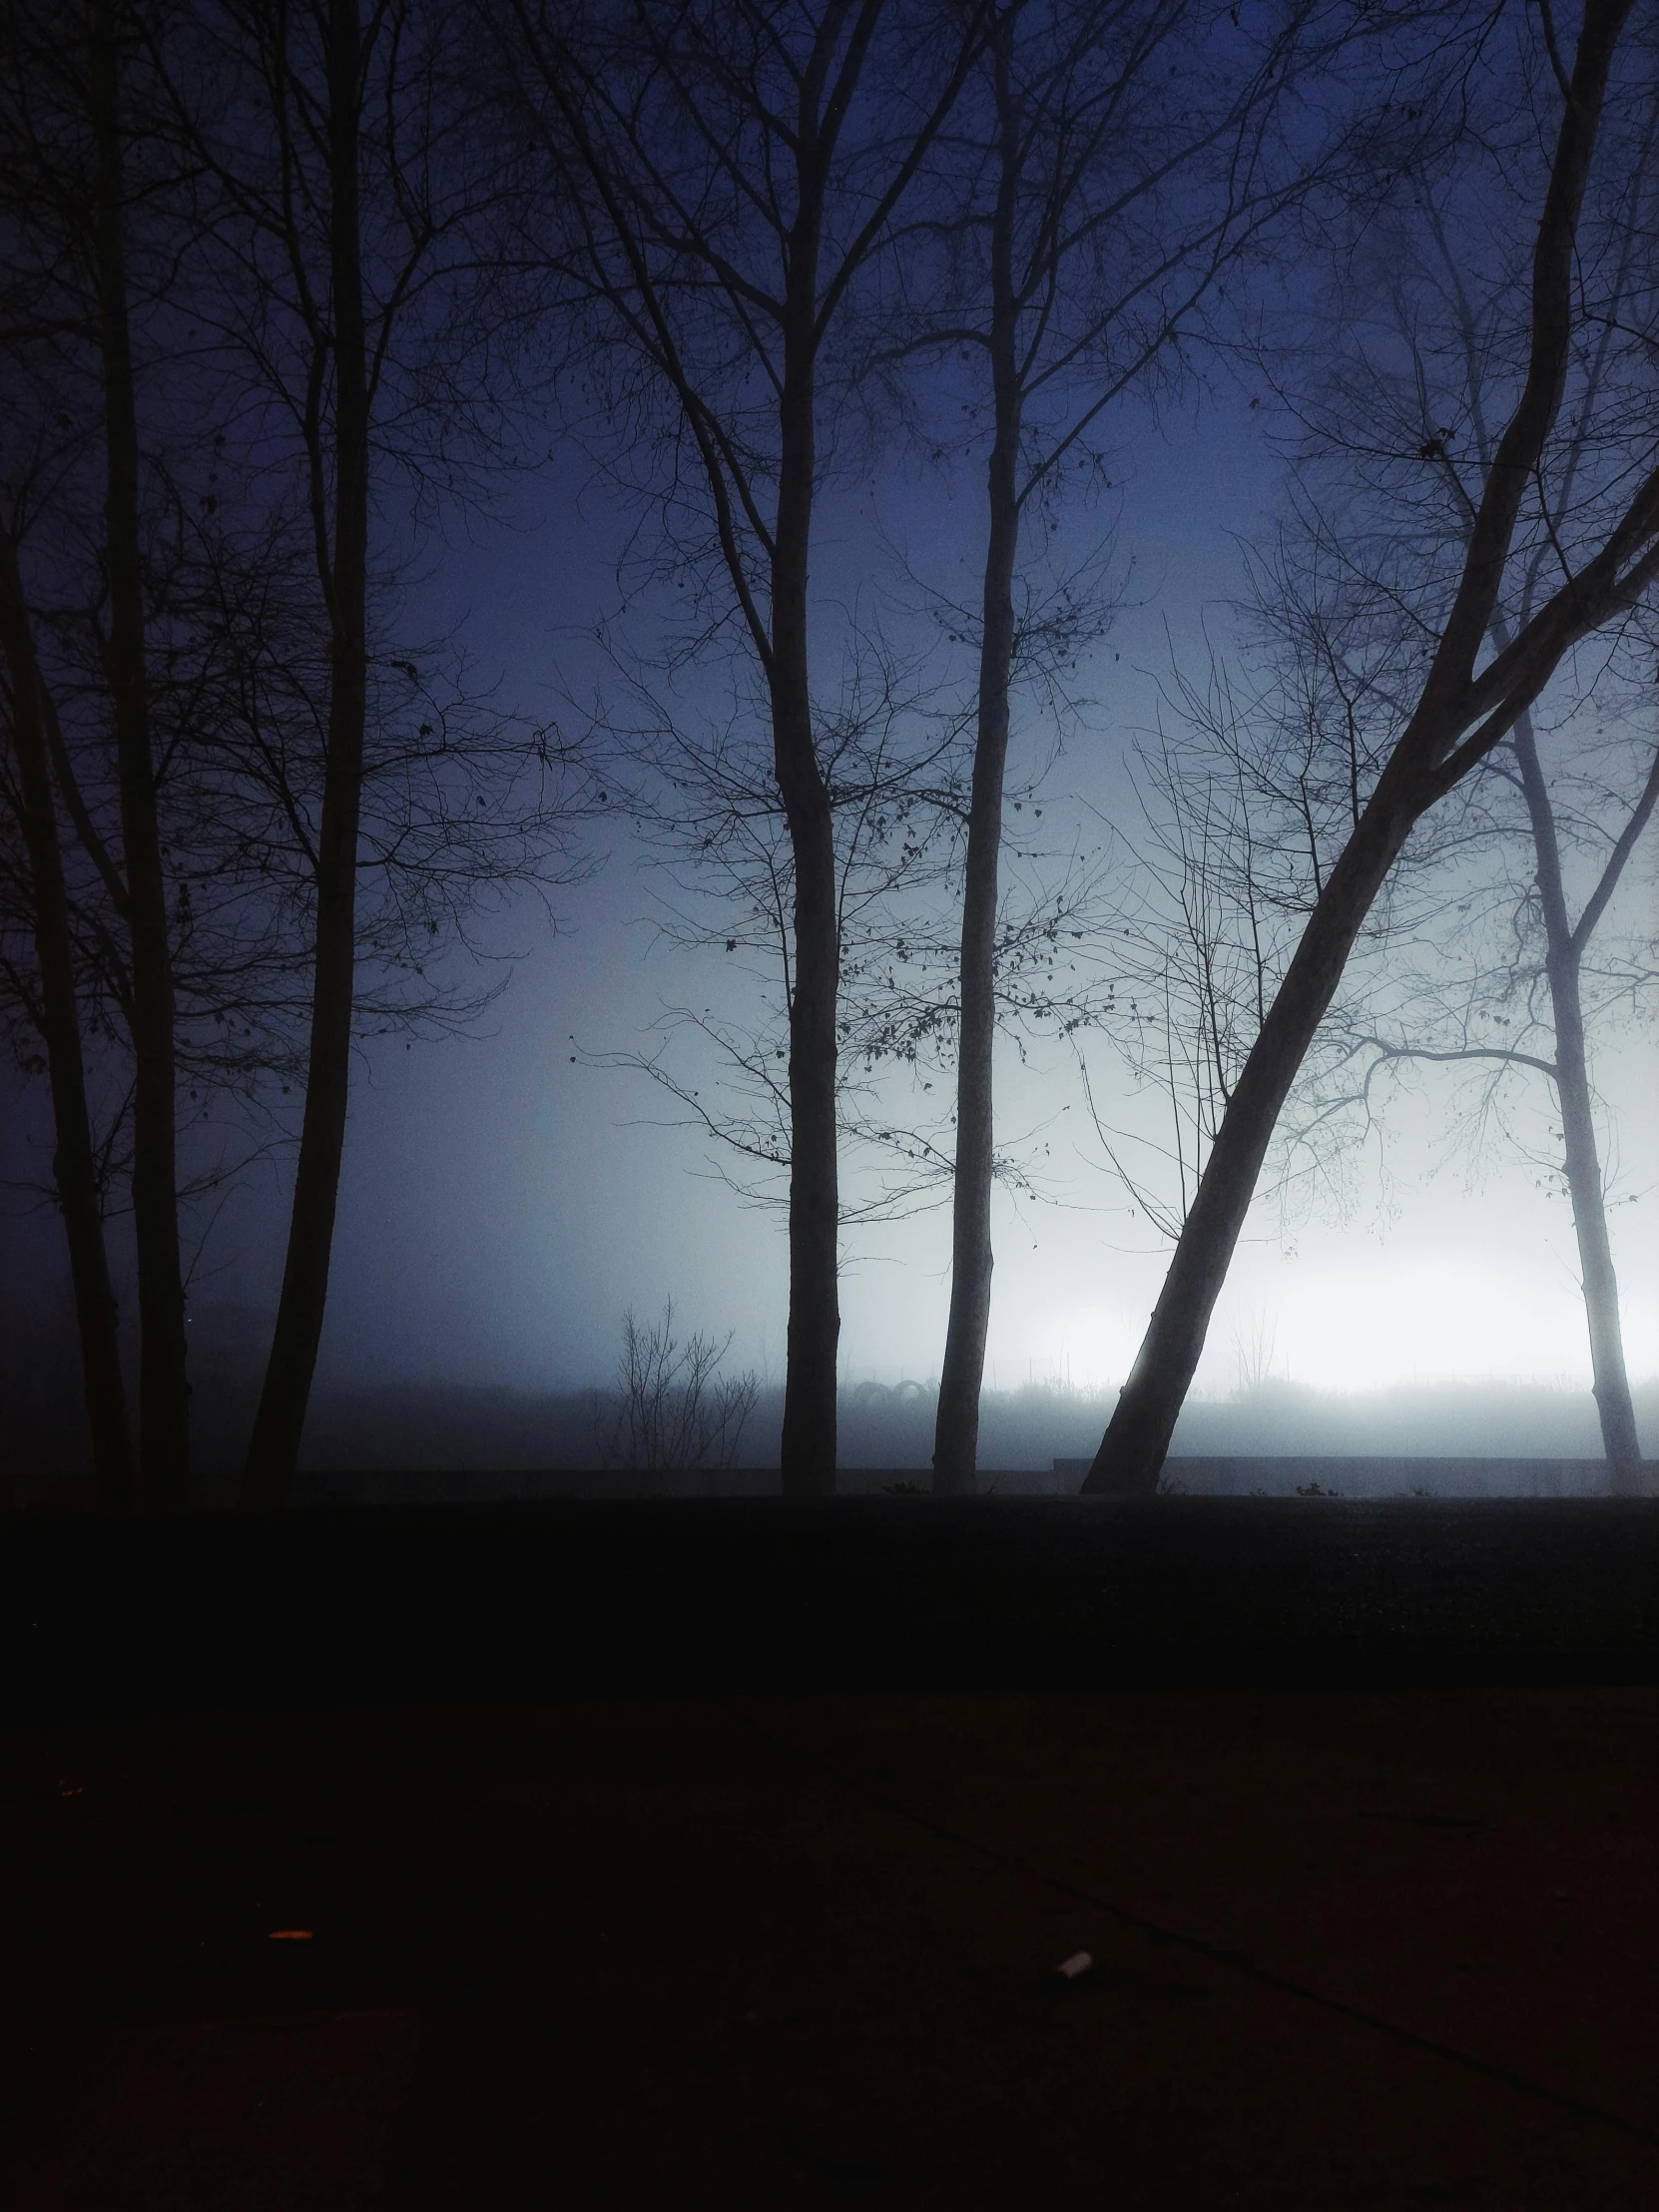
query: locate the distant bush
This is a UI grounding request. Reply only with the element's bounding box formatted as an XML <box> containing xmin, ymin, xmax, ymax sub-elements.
<box><xmin>595</xmin><ymin>1302</ymin><xmax>760</xmax><ymax>1470</ymax></box>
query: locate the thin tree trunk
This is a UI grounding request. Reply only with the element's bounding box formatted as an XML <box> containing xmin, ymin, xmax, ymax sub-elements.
<box><xmin>1548</xmin><ymin>955</ymin><xmax>1643</xmax><ymax>1488</ymax></box>
<box><xmin>0</xmin><ymin>524</ymin><xmax>133</xmax><ymax>1503</ymax></box>
<box><xmin>774</xmin><ymin>202</ymin><xmax>839</xmax><ymax>1498</ymax></box>
<box><xmin>89</xmin><ymin>0</ymin><xmax>189</xmax><ymax>1505</ymax></box>
<box><xmin>778</xmin><ymin>700</ymin><xmax>840</xmax><ymax>1496</ymax></box>
<box><xmin>241</xmin><ymin>0</ymin><xmax>369</xmax><ymax>1511</ymax></box>
<box><xmin>1511</xmin><ymin>708</ymin><xmax>1643</xmax><ymax>1489</ymax></box>
<box><xmin>933</xmin><ymin>32</ymin><xmax>1021</xmax><ymax>1496</ymax></box>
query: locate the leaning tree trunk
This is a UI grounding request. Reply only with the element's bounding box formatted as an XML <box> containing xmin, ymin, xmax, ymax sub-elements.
<box><xmin>90</xmin><ymin>1</ymin><xmax>189</xmax><ymax>1505</ymax></box>
<box><xmin>241</xmin><ymin>0</ymin><xmax>369</xmax><ymax>1511</ymax></box>
<box><xmin>1083</xmin><ymin>0</ymin><xmax>1634</xmax><ymax>1498</ymax></box>
<box><xmin>1083</xmin><ymin>785</ymin><xmax>1421</xmax><ymax>1494</ymax></box>
<box><xmin>933</xmin><ymin>59</ymin><xmax>1022</xmax><ymax>1496</ymax></box>
<box><xmin>1511</xmin><ymin>708</ymin><xmax>1644</xmax><ymax>1490</ymax></box>
<box><xmin>0</xmin><ymin>525</ymin><xmax>133</xmax><ymax>1503</ymax></box>
<box><xmin>773</xmin><ymin>224</ymin><xmax>839</xmax><ymax>1498</ymax></box>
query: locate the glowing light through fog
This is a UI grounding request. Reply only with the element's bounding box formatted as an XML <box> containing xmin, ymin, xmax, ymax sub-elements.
<box><xmin>1012</xmin><ymin>1255</ymin><xmax>1650</xmax><ymax>1403</ymax></box>
<box><xmin>995</xmin><ymin>1271</ymin><xmax>1587</xmax><ymax>1400</ymax></box>
<box><xmin>1239</xmin><ymin>1259</ymin><xmax>1599</xmax><ymax>1395</ymax></box>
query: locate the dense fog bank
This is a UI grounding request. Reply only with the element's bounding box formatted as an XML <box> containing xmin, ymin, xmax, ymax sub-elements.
<box><xmin>5</xmin><ymin>1343</ymin><xmax>1654</xmax><ymax>1495</ymax></box>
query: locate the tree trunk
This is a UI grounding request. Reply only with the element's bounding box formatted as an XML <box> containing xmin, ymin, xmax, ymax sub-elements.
<box><xmin>0</xmin><ymin>524</ymin><xmax>133</xmax><ymax>1504</ymax></box>
<box><xmin>933</xmin><ymin>39</ymin><xmax>1021</xmax><ymax>1497</ymax></box>
<box><xmin>90</xmin><ymin>0</ymin><xmax>189</xmax><ymax>1506</ymax></box>
<box><xmin>773</xmin><ymin>207</ymin><xmax>839</xmax><ymax>1498</ymax></box>
<box><xmin>778</xmin><ymin>698</ymin><xmax>840</xmax><ymax>1496</ymax></box>
<box><xmin>1548</xmin><ymin>953</ymin><xmax>1643</xmax><ymax>1489</ymax></box>
<box><xmin>1083</xmin><ymin>784</ymin><xmax>1421</xmax><ymax>1494</ymax></box>
<box><xmin>241</xmin><ymin>0</ymin><xmax>369</xmax><ymax>1511</ymax></box>
<box><xmin>1511</xmin><ymin>709</ymin><xmax>1643</xmax><ymax>1490</ymax></box>
<box><xmin>1083</xmin><ymin>0</ymin><xmax>1632</xmax><ymax>1498</ymax></box>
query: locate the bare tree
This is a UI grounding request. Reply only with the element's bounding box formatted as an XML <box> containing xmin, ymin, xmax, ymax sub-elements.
<box><xmin>87</xmin><ymin>0</ymin><xmax>192</xmax><ymax>1494</ymax></box>
<box><xmin>1078</xmin><ymin>727</ymin><xmax>1287</xmax><ymax>1244</ymax></box>
<box><xmin>0</xmin><ymin>0</ymin><xmax>590</xmax><ymax>1506</ymax></box>
<box><xmin>0</xmin><ymin>0</ymin><xmax>203</xmax><ymax>1499</ymax></box>
<box><xmin>499</xmin><ymin>0</ymin><xmax>991</xmax><ymax>1492</ymax></box>
<box><xmin>871</xmin><ymin>0</ymin><xmax>1438</xmax><ymax>1490</ymax></box>
<box><xmin>0</xmin><ymin>518</ymin><xmax>131</xmax><ymax>1499</ymax></box>
<box><xmin>1169</xmin><ymin>98</ymin><xmax>1659</xmax><ymax>1488</ymax></box>
<box><xmin>1407</xmin><ymin>149</ymin><xmax>1655</xmax><ymax>1487</ymax></box>
<box><xmin>226</xmin><ymin>0</ymin><xmax>385</xmax><ymax>1507</ymax></box>
<box><xmin>1080</xmin><ymin>520</ymin><xmax>1469</xmax><ymax>1252</ymax></box>
<box><xmin>597</xmin><ymin>1301</ymin><xmax>761</xmax><ymax>1473</ymax></box>
<box><xmin>149</xmin><ymin>0</ymin><xmax>547</xmax><ymax>1508</ymax></box>
<box><xmin>1324</xmin><ymin>693</ymin><xmax>1658</xmax><ymax>1485</ymax></box>
<box><xmin>1506</xmin><ymin>698</ymin><xmax>1654</xmax><ymax>1483</ymax></box>
<box><xmin>577</xmin><ymin>629</ymin><xmax>980</xmax><ymax>1233</ymax></box>
<box><xmin>1083</xmin><ymin>1</ymin><xmax>1659</xmax><ymax>1495</ymax></box>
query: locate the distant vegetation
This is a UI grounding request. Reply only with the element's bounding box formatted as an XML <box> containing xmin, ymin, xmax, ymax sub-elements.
<box><xmin>4</xmin><ymin>1279</ymin><xmax>1649</xmax><ymax>1497</ymax></box>
<box><xmin>12</xmin><ymin>1365</ymin><xmax>1650</xmax><ymax>1485</ymax></box>
<box><xmin>594</xmin><ymin>1304</ymin><xmax>760</xmax><ymax>1472</ymax></box>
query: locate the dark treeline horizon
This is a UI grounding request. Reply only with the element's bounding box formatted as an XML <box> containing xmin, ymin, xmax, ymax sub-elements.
<box><xmin>3</xmin><ymin>0</ymin><xmax>1656</xmax><ymax>1507</ymax></box>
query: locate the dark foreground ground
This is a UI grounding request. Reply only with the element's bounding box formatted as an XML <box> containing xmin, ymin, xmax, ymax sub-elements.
<box><xmin>3</xmin><ymin>1499</ymin><xmax>1657</xmax><ymax>2207</ymax></box>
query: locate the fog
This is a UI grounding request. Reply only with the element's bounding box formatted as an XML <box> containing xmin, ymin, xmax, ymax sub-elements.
<box><xmin>4</xmin><ymin>373</ymin><xmax>1656</xmax><ymax>1473</ymax></box>
<box><xmin>4</xmin><ymin>307</ymin><xmax>1655</xmax><ymax>1476</ymax></box>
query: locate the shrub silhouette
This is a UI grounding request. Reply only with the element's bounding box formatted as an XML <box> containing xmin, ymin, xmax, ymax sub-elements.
<box><xmin>596</xmin><ymin>1302</ymin><xmax>760</xmax><ymax>1470</ymax></box>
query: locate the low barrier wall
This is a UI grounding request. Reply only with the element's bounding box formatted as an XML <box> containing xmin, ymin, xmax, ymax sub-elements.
<box><xmin>280</xmin><ymin>1455</ymin><xmax>1655</xmax><ymax>1503</ymax></box>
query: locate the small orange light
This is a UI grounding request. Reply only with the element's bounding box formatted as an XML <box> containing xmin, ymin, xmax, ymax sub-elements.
<box><xmin>268</xmin><ymin>1930</ymin><xmax>314</xmax><ymax>1941</ymax></box>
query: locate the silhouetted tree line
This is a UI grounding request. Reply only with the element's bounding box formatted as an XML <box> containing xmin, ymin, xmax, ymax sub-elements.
<box><xmin>3</xmin><ymin>0</ymin><xmax>1655</xmax><ymax>1507</ymax></box>
<box><xmin>1</xmin><ymin>0</ymin><xmax>595</xmax><ymax>1507</ymax></box>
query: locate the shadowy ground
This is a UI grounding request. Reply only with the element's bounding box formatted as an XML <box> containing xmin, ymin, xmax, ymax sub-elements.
<box><xmin>6</xmin><ymin>1500</ymin><xmax>1659</xmax><ymax>1712</ymax></box>
<box><xmin>4</xmin><ymin>1500</ymin><xmax>1658</xmax><ymax>2205</ymax></box>
<box><xmin>3</xmin><ymin>1686</ymin><xmax>1656</xmax><ymax>2207</ymax></box>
